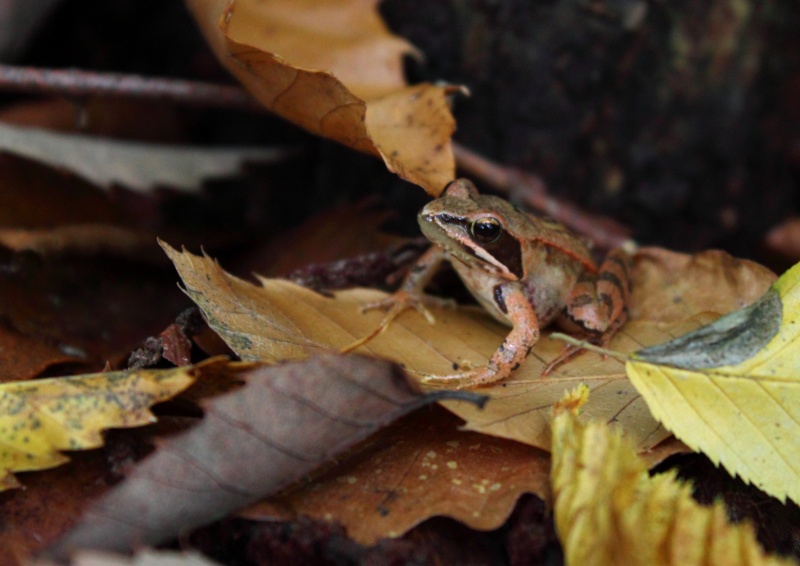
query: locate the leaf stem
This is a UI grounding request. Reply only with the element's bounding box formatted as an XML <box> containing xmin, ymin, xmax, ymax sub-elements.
<box><xmin>548</xmin><ymin>332</ymin><xmax>628</xmax><ymax>362</ymax></box>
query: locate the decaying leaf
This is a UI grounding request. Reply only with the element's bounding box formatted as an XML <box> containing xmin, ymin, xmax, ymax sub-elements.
<box><xmin>249</xmin><ymin>407</ymin><xmax>550</xmax><ymax>545</ymax></box>
<box><xmin>0</xmin><ymin>122</ymin><xmax>288</xmax><ymax>193</ymax></box>
<box><xmin>0</xmin><ymin>224</ymin><xmax>159</xmax><ymax>261</ymax></box>
<box><xmin>551</xmin><ymin>386</ymin><xmax>792</xmax><ymax>566</ymax></box>
<box><xmin>162</xmin><ymin>242</ymin><xmax>689</xmax><ymax>455</ymax></box>
<box><xmin>0</xmin><ymin>361</ymin><xmax>204</xmax><ymax>490</ymax></box>
<box><xmin>186</xmin><ymin>0</ymin><xmax>460</xmax><ymax>194</ymax></box>
<box><xmin>0</xmin><ymin>323</ymin><xmax>85</xmax><ymax>382</ymax></box>
<box><xmin>631</xmin><ymin>247</ymin><xmax>775</xmax><ymax>322</ymax></box>
<box><xmin>627</xmin><ymin>261</ymin><xmax>800</xmax><ymax>504</ymax></box>
<box><xmin>45</xmin><ymin>355</ymin><xmax>485</xmax><ymax>558</ymax></box>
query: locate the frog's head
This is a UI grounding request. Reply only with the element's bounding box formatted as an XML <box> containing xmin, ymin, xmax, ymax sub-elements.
<box><xmin>418</xmin><ymin>179</ymin><xmax>525</xmax><ymax>280</ymax></box>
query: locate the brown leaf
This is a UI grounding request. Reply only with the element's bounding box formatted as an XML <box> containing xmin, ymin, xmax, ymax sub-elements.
<box><xmin>161</xmin><ymin>242</ymin><xmax>698</xmax><ymax>455</ymax></box>
<box><xmin>248</xmin><ymin>407</ymin><xmax>550</xmax><ymax>545</ymax></box>
<box><xmin>0</xmin><ymin>224</ymin><xmax>161</xmax><ymax>263</ymax></box>
<box><xmin>0</xmin><ymin>155</ymin><xmax>128</xmax><ymax>230</ymax></box>
<box><xmin>186</xmin><ymin>0</ymin><xmax>460</xmax><ymax>194</ymax></box>
<box><xmin>630</xmin><ymin>247</ymin><xmax>775</xmax><ymax>322</ymax></box>
<box><xmin>0</xmin><ymin>248</ymin><xmax>187</xmax><ymax>367</ymax></box>
<box><xmin>0</xmin><ymin>447</ymin><xmax>116</xmax><ymax>566</ymax></box>
<box><xmin>44</xmin><ymin>355</ymin><xmax>484</xmax><ymax>558</ymax></box>
<box><xmin>0</xmin><ymin>322</ymin><xmax>85</xmax><ymax>382</ymax></box>
<box><xmin>159</xmin><ymin>324</ymin><xmax>192</xmax><ymax>367</ymax></box>
<box><xmin>238</xmin><ymin>201</ymin><xmax>406</xmax><ymax>276</ymax></box>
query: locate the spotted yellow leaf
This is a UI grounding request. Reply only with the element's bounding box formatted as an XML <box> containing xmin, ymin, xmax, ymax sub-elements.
<box><xmin>551</xmin><ymin>385</ymin><xmax>792</xmax><ymax>566</ymax></box>
<box><xmin>627</xmin><ymin>261</ymin><xmax>800</xmax><ymax>504</ymax></box>
<box><xmin>0</xmin><ymin>361</ymin><xmax>208</xmax><ymax>490</ymax></box>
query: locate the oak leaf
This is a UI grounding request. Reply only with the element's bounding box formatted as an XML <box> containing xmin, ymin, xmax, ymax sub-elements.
<box><xmin>249</xmin><ymin>407</ymin><xmax>550</xmax><ymax>544</ymax></box>
<box><xmin>186</xmin><ymin>0</ymin><xmax>460</xmax><ymax>194</ymax></box>
<box><xmin>551</xmin><ymin>386</ymin><xmax>792</xmax><ymax>566</ymax></box>
<box><xmin>627</xmin><ymin>260</ymin><xmax>800</xmax><ymax>504</ymax></box>
<box><xmin>45</xmin><ymin>355</ymin><xmax>484</xmax><ymax>558</ymax></box>
<box><xmin>0</xmin><ymin>361</ymin><xmax>203</xmax><ymax>490</ymax></box>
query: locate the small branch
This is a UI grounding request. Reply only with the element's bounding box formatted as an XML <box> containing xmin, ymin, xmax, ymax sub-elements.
<box><xmin>454</xmin><ymin>142</ymin><xmax>635</xmax><ymax>251</ymax></box>
<box><xmin>0</xmin><ymin>64</ymin><xmax>262</xmax><ymax>111</ymax></box>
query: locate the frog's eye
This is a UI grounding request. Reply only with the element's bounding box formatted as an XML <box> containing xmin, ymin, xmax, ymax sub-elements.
<box><xmin>470</xmin><ymin>217</ymin><xmax>503</xmax><ymax>244</ymax></box>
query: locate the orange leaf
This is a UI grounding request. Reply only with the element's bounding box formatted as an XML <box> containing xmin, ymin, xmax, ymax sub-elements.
<box><xmin>249</xmin><ymin>408</ymin><xmax>550</xmax><ymax>544</ymax></box>
<box><xmin>186</xmin><ymin>0</ymin><xmax>461</xmax><ymax>194</ymax></box>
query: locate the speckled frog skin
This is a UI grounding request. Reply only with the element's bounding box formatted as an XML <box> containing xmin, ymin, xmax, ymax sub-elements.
<box><xmin>372</xmin><ymin>178</ymin><xmax>632</xmax><ymax>389</ymax></box>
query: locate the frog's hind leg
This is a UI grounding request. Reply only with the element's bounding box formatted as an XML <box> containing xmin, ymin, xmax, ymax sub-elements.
<box><xmin>544</xmin><ymin>249</ymin><xmax>632</xmax><ymax>375</ymax></box>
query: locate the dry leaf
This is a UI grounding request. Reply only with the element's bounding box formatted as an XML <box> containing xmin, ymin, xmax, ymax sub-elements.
<box><xmin>162</xmin><ymin>243</ymin><xmax>687</xmax><ymax>454</ymax></box>
<box><xmin>627</xmin><ymin>260</ymin><xmax>800</xmax><ymax>504</ymax></box>
<box><xmin>0</xmin><ymin>122</ymin><xmax>288</xmax><ymax>193</ymax></box>
<box><xmin>0</xmin><ymin>446</ymin><xmax>118</xmax><ymax>566</ymax></box>
<box><xmin>631</xmin><ymin>247</ymin><xmax>775</xmax><ymax>322</ymax></box>
<box><xmin>186</xmin><ymin>0</ymin><xmax>460</xmax><ymax>194</ymax></box>
<box><xmin>551</xmin><ymin>386</ymin><xmax>792</xmax><ymax>566</ymax></box>
<box><xmin>240</xmin><ymin>201</ymin><xmax>406</xmax><ymax>276</ymax></box>
<box><xmin>0</xmin><ymin>323</ymin><xmax>85</xmax><ymax>382</ymax></box>
<box><xmin>0</xmin><ymin>224</ymin><xmax>159</xmax><ymax>262</ymax></box>
<box><xmin>0</xmin><ymin>361</ymin><xmax>203</xmax><ymax>490</ymax></box>
<box><xmin>249</xmin><ymin>407</ymin><xmax>550</xmax><ymax>545</ymax></box>
<box><xmin>45</xmin><ymin>355</ymin><xmax>484</xmax><ymax>558</ymax></box>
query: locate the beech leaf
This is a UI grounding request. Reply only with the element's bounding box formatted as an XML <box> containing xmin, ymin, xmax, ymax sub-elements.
<box><xmin>0</xmin><ymin>361</ymin><xmax>202</xmax><ymax>490</ymax></box>
<box><xmin>45</xmin><ymin>355</ymin><xmax>485</xmax><ymax>558</ymax></box>
<box><xmin>249</xmin><ymin>407</ymin><xmax>550</xmax><ymax>544</ymax></box>
<box><xmin>627</xmin><ymin>260</ymin><xmax>800</xmax><ymax>504</ymax></box>
<box><xmin>186</xmin><ymin>0</ymin><xmax>460</xmax><ymax>194</ymax></box>
<box><xmin>551</xmin><ymin>386</ymin><xmax>792</xmax><ymax>566</ymax></box>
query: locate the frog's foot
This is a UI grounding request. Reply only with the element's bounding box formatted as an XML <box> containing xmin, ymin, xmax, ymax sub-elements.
<box><xmin>342</xmin><ymin>291</ymin><xmax>455</xmax><ymax>354</ymax></box>
<box><xmin>420</xmin><ymin>367</ymin><xmax>502</xmax><ymax>390</ymax></box>
<box><xmin>361</xmin><ymin>290</ymin><xmax>456</xmax><ymax>325</ymax></box>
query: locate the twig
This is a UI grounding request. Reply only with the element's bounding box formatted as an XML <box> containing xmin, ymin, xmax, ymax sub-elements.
<box><xmin>453</xmin><ymin>142</ymin><xmax>635</xmax><ymax>251</ymax></box>
<box><xmin>548</xmin><ymin>332</ymin><xmax>628</xmax><ymax>362</ymax></box>
<box><xmin>0</xmin><ymin>64</ymin><xmax>262</xmax><ymax>111</ymax></box>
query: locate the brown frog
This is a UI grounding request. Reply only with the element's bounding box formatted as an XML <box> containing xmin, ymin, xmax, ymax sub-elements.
<box><xmin>367</xmin><ymin>178</ymin><xmax>632</xmax><ymax>388</ymax></box>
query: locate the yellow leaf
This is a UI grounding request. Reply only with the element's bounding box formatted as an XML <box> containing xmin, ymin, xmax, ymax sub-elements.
<box><xmin>0</xmin><ymin>361</ymin><xmax>209</xmax><ymax>490</ymax></box>
<box><xmin>627</xmin><ymin>261</ymin><xmax>800</xmax><ymax>504</ymax></box>
<box><xmin>551</xmin><ymin>388</ymin><xmax>793</xmax><ymax>566</ymax></box>
<box><xmin>186</xmin><ymin>0</ymin><xmax>460</xmax><ymax>194</ymax></box>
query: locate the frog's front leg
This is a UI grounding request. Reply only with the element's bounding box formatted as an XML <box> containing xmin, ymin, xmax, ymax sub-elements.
<box><xmin>545</xmin><ymin>249</ymin><xmax>632</xmax><ymax>374</ymax></box>
<box><xmin>362</xmin><ymin>245</ymin><xmax>456</xmax><ymax>323</ymax></box>
<box><xmin>421</xmin><ymin>283</ymin><xmax>539</xmax><ymax>389</ymax></box>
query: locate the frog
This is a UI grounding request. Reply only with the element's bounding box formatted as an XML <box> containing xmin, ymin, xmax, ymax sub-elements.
<box><xmin>365</xmin><ymin>178</ymin><xmax>632</xmax><ymax>389</ymax></box>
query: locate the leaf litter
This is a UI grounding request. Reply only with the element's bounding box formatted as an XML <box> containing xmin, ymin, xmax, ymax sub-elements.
<box><xmin>161</xmin><ymin>241</ymin><xmax>774</xmax><ymax>456</ymax></box>
<box><xmin>44</xmin><ymin>355</ymin><xmax>485</xmax><ymax>558</ymax></box>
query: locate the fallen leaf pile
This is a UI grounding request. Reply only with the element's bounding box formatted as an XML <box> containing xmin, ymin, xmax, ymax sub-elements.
<box><xmin>0</xmin><ymin>0</ymin><xmax>798</xmax><ymax>564</ymax></box>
